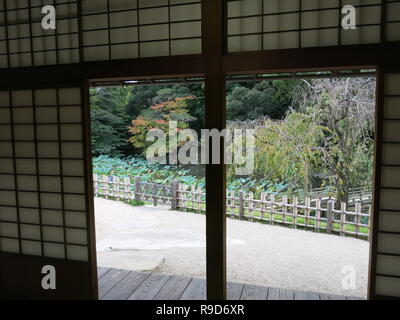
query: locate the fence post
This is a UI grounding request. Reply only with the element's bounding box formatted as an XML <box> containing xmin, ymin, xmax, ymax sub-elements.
<box><xmin>198</xmin><ymin>186</ymin><xmax>202</xmax><ymax>214</ymax></box>
<box><xmin>368</xmin><ymin>206</ymin><xmax>372</xmax><ymax>241</ymax></box>
<box><xmin>114</xmin><ymin>176</ymin><xmax>120</xmax><ymax>201</ymax></box>
<box><xmin>355</xmin><ymin>202</ymin><xmax>362</xmax><ymax>237</ymax></box>
<box><xmin>153</xmin><ymin>183</ymin><xmax>158</xmax><ymax>207</ymax></box>
<box><xmin>103</xmin><ymin>175</ymin><xmax>109</xmax><ymax>199</ymax></box>
<box><xmin>282</xmin><ymin>195</ymin><xmax>287</xmax><ymax>224</ymax></box>
<box><xmin>270</xmin><ymin>194</ymin><xmax>275</xmax><ymax>224</ymax></box>
<box><xmin>239</xmin><ymin>191</ymin><xmax>244</xmax><ymax>219</ymax></box>
<box><xmin>292</xmin><ymin>196</ymin><xmax>298</xmax><ymax>228</ymax></box>
<box><xmin>260</xmin><ymin>192</ymin><xmax>266</xmax><ymax>220</ymax></box>
<box><xmin>340</xmin><ymin>202</ymin><xmax>346</xmax><ymax>236</ymax></box>
<box><xmin>305</xmin><ymin>197</ymin><xmax>311</xmax><ymax>228</ymax></box>
<box><xmin>316</xmin><ymin>199</ymin><xmax>321</xmax><ymax>232</ymax></box>
<box><xmin>93</xmin><ymin>174</ymin><xmax>98</xmax><ymax>197</ymax></box>
<box><xmin>124</xmin><ymin>177</ymin><xmax>130</xmax><ymax>200</ymax></box>
<box><xmin>134</xmin><ymin>177</ymin><xmax>141</xmax><ymax>201</ymax></box>
<box><xmin>171</xmin><ymin>180</ymin><xmax>178</xmax><ymax>210</ymax></box>
<box><xmin>191</xmin><ymin>185</ymin><xmax>196</xmax><ymax>212</ymax></box>
<box><xmin>248</xmin><ymin>192</ymin><xmax>254</xmax><ymax>221</ymax></box>
<box><xmin>182</xmin><ymin>185</ymin><xmax>188</xmax><ymax>211</ymax></box>
<box><xmin>327</xmin><ymin>199</ymin><xmax>335</xmax><ymax>234</ymax></box>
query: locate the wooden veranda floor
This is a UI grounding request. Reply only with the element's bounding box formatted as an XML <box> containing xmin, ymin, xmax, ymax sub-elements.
<box><xmin>97</xmin><ymin>267</ymin><xmax>363</xmax><ymax>300</ymax></box>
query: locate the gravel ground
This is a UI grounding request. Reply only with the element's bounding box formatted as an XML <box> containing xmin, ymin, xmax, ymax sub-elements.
<box><xmin>95</xmin><ymin>197</ymin><xmax>369</xmax><ymax>298</ymax></box>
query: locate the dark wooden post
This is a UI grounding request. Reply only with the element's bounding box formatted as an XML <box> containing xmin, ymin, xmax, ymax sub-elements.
<box><xmin>327</xmin><ymin>199</ymin><xmax>335</xmax><ymax>234</ymax></box>
<box><xmin>153</xmin><ymin>183</ymin><xmax>158</xmax><ymax>207</ymax></box>
<box><xmin>134</xmin><ymin>177</ymin><xmax>141</xmax><ymax>201</ymax></box>
<box><xmin>172</xmin><ymin>180</ymin><xmax>178</xmax><ymax>210</ymax></box>
<box><xmin>239</xmin><ymin>191</ymin><xmax>244</xmax><ymax>219</ymax></box>
<box><xmin>202</xmin><ymin>0</ymin><xmax>227</xmax><ymax>300</ymax></box>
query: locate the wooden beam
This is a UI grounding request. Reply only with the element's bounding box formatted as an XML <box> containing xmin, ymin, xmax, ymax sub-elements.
<box><xmin>0</xmin><ymin>55</ymin><xmax>205</xmax><ymax>89</ymax></box>
<box><xmin>223</xmin><ymin>43</ymin><xmax>400</xmax><ymax>75</ymax></box>
<box><xmin>202</xmin><ymin>0</ymin><xmax>227</xmax><ymax>300</ymax></box>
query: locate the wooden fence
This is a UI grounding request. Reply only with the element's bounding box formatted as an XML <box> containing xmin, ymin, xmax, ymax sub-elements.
<box><xmin>93</xmin><ymin>175</ymin><xmax>371</xmax><ymax>240</ymax></box>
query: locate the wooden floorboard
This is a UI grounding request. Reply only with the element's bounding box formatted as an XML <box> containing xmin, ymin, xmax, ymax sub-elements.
<box><xmin>227</xmin><ymin>282</ymin><xmax>244</xmax><ymax>300</ymax></box>
<box><xmin>154</xmin><ymin>275</ymin><xmax>192</xmax><ymax>300</ymax></box>
<box><xmin>98</xmin><ymin>268</ymin><xmax>130</xmax><ymax>298</ymax></box>
<box><xmin>240</xmin><ymin>284</ymin><xmax>269</xmax><ymax>300</ymax></box>
<box><xmin>102</xmin><ymin>271</ymin><xmax>151</xmax><ymax>300</ymax></box>
<box><xmin>97</xmin><ymin>267</ymin><xmax>111</xmax><ymax>279</ymax></box>
<box><xmin>179</xmin><ymin>278</ymin><xmax>206</xmax><ymax>300</ymax></box>
<box><xmin>293</xmin><ymin>290</ymin><xmax>321</xmax><ymax>300</ymax></box>
<box><xmin>97</xmin><ymin>267</ymin><xmax>363</xmax><ymax>300</ymax></box>
<box><xmin>128</xmin><ymin>273</ymin><xmax>171</xmax><ymax>300</ymax></box>
<box><xmin>267</xmin><ymin>287</ymin><xmax>295</xmax><ymax>300</ymax></box>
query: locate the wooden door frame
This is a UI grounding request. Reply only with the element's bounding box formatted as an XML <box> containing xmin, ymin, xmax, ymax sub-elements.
<box><xmin>0</xmin><ymin>0</ymin><xmax>400</xmax><ymax>300</ymax></box>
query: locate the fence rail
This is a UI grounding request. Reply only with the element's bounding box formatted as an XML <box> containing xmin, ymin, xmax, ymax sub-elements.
<box><xmin>93</xmin><ymin>175</ymin><xmax>371</xmax><ymax>240</ymax></box>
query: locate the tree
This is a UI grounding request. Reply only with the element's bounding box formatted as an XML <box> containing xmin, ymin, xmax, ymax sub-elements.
<box><xmin>226</xmin><ymin>79</ymin><xmax>302</xmax><ymax>121</ymax></box>
<box><xmin>128</xmin><ymin>96</ymin><xmax>197</xmax><ymax>152</ymax></box>
<box><xmin>293</xmin><ymin>77</ymin><xmax>376</xmax><ymax>203</ymax></box>
<box><xmin>90</xmin><ymin>87</ymin><xmax>133</xmax><ymax>157</ymax></box>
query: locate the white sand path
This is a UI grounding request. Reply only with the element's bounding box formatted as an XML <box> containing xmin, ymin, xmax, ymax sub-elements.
<box><xmin>95</xmin><ymin>197</ymin><xmax>369</xmax><ymax>298</ymax></box>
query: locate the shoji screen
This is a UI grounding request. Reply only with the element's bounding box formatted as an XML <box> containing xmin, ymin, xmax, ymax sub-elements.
<box><xmin>0</xmin><ymin>0</ymin><xmax>80</xmax><ymax>68</ymax></box>
<box><xmin>226</xmin><ymin>0</ymin><xmax>396</xmax><ymax>53</ymax></box>
<box><xmin>81</xmin><ymin>0</ymin><xmax>201</xmax><ymax>61</ymax></box>
<box><xmin>372</xmin><ymin>70</ymin><xmax>400</xmax><ymax>298</ymax></box>
<box><xmin>0</xmin><ymin>0</ymin><xmax>202</xmax><ymax>69</ymax></box>
<box><xmin>0</xmin><ymin>86</ymin><xmax>97</xmax><ymax>299</ymax></box>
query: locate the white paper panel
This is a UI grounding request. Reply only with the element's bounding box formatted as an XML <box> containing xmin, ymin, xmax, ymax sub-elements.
<box><xmin>19</xmin><ymin>208</ymin><xmax>39</xmax><ymax>224</ymax></box>
<box><xmin>16</xmin><ymin>159</ymin><xmax>36</xmax><ymax>174</ymax></box>
<box><xmin>385</xmin><ymin>73</ymin><xmax>400</xmax><ymax>95</ymax></box>
<box><xmin>380</xmin><ymin>189</ymin><xmax>400</xmax><ymax>211</ymax></box>
<box><xmin>0</xmin><ymin>206</ymin><xmax>17</xmax><ymax>222</ymax></box>
<box><xmin>384</xmin><ymin>97</ymin><xmax>400</xmax><ymax>119</ymax></box>
<box><xmin>381</xmin><ymin>167</ymin><xmax>400</xmax><ymax>188</ymax></box>
<box><xmin>376</xmin><ymin>276</ymin><xmax>400</xmax><ymax>297</ymax></box>
<box><xmin>377</xmin><ymin>254</ymin><xmax>400</xmax><ymax>276</ymax></box>
<box><xmin>66</xmin><ymin>228</ymin><xmax>87</xmax><ymax>245</ymax></box>
<box><xmin>0</xmin><ymin>158</ymin><xmax>14</xmax><ymax>173</ymax></box>
<box><xmin>65</xmin><ymin>211</ymin><xmax>87</xmax><ymax>228</ymax></box>
<box><xmin>67</xmin><ymin>245</ymin><xmax>88</xmax><ymax>261</ymax></box>
<box><xmin>21</xmin><ymin>240</ymin><xmax>42</xmax><ymax>255</ymax></box>
<box><xmin>17</xmin><ymin>175</ymin><xmax>37</xmax><ymax>191</ymax></box>
<box><xmin>20</xmin><ymin>224</ymin><xmax>41</xmax><ymax>240</ymax></box>
<box><xmin>40</xmin><ymin>177</ymin><xmax>61</xmax><ymax>193</ymax></box>
<box><xmin>43</xmin><ymin>226</ymin><xmax>64</xmax><ymax>242</ymax></box>
<box><xmin>0</xmin><ymin>222</ymin><xmax>19</xmax><ymax>237</ymax></box>
<box><xmin>378</xmin><ymin>233</ymin><xmax>400</xmax><ymax>255</ymax></box>
<box><xmin>41</xmin><ymin>210</ymin><xmax>63</xmax><ymax>226</ymax></box>
<box><xmin>41</xmin><ymin>193</ymin><xmax>62</xmax><ymax>210</ymax></box>
<box><xmin>383</xmin><ymin>120</ymin><xmax>400</xmax><ymax>142</ymax></box>
<box><xmin>0</xmin><ymin>238</ymin><xmax>19</xmax><ymax>253</ymax></box>
<box><xmin>43</xmin><ymin>242</ymin><xmax>65</xmax><ymax>259</ymax></box>
<box><xmin>62</xmin><ymin>159</ymin><xmax>84</xmax><ymax>176</ymax></box>
<box><xmin>38</xmin><ymin>159</ymin><xmax>59</xmax><ymax>175</ymax></box>
<box><xmin>382</xmin><ymin>143</ymin><xmax>400</xmax><ymax>165</ymax></box>
<box><xmin>60</xmin><ymin>106</ymin><xmax>82</xmax><ymax>123</ymax></box>
<box><xmin>0</xmin><ymin>174</ymin><xmax>15</xmax><ymax>189</ymax></box>
<box><xmin>379</xmin><ymin>211</ymin><xmax>400</xmax><ymax>233</ymax></box>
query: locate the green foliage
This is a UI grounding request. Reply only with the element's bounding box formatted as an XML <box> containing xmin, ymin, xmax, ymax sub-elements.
<box><xmin>127</xmin><ymin>96</ymin><xmax>197</xmax><ymax>152</ymax></box>
<box><xmin>92</xmin><ymin>155</ymin><xmax>205</xmax><ymax>187</ymax></box>
<box><xmin>226</xmin><ymin>80</ymin><xmax>302</xmax><ymax>120</ymax></box>
<box><xmin>90</xmin><ymin>87</ymin><xmax>133</xmax><ymax>157</ymax></box>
